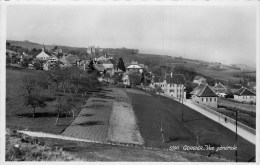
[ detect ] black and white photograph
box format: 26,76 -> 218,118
1,0 -> 259,163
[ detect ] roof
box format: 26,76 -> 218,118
94,64 -> 105,72
36,50 -> 50,58
191,84 -> 218,97
214,82 -> 226,90
109,59 -> 115,65
165,74 -> 186,84
214,88 -> 227,94
66,55 -> 80,64
103,60 -> 113,65
127,64 -> 143,69
194,76 -> 204,80
233,87 -> 256,96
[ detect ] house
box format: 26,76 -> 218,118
163,73 -> 186,99
126,61 -> 144,73
122,73 -> 130,86
48,55 -> 59,63
105,53 -> 114,59
94,63 -> 105,74
193,76 -> 206,85
213,82 -> 227,97
36,48 -> 50,61
102,59 -> 114,70
190,83 -> 218,107
233,87 -> 256,103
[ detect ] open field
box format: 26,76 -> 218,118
218,97 -> 256,112
127,88 -> 255,162
6,68 -> 87,134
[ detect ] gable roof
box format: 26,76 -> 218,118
165,74 -> 186,84
94,64 -> 105,72
191,84 -> 218,97
233,87 -> 256,96
127,64 -> 143,69
103,60 -> 113,64
214,82 -> 226,89
36,50 -> 50,58
194,76 -> 204,80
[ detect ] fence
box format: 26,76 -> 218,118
191,102 -> 256,135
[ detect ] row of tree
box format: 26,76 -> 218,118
22,66 -> 101,124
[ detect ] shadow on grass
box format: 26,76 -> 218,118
79,114 -> 94,117
16,112 -> 71,118
75,121 -> 104,126
167,136 -> 190,143
92,99 -> 107,103
85,104 -> 105,109
94,94 -> 115,99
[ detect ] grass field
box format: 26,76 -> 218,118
6,68 -> 88,134
127,88 -> 255,162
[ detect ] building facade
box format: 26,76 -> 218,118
233,87 -> 256,103
191,84 -> 218,107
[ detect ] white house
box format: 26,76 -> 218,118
102,59 -> 114,70
191,83 -> 218,107
213,82 -> 227,97
193,76 -> 206,85
233,87 -> 256,103
163,73 -> 186,99
36,48 -> 50,61
126,61 -> 144,73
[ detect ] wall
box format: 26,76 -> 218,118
234,95 -> 256,103
192,95 -> 218,107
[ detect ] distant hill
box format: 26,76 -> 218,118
7,40 -> 255,84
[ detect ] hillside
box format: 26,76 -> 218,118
7,40 -> 255,84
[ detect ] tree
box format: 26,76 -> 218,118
117,58 -> 126,72
54,96 -> 76,125
21,75 -> 37,96
88,60 -> 96,73
24,95 -> 46,118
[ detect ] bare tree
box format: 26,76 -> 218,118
54,96 -> 76,125
21,74 -> 37,96
24,94 -> 46,118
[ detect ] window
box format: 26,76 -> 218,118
215,98 -> 217,101
206,98 -> 208,102
170,89 -> 175,93
210,98 -> 212,102
202,98 -> 204,102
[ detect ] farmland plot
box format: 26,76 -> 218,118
107,101 -> 144,145
62,93 -> 114,142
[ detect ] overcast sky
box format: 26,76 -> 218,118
7,5 -> 257,67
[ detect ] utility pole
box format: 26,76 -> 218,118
235,110 -> 238,162
181,85 -> 184,122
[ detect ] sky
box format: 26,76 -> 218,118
7,4 -> 257,68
